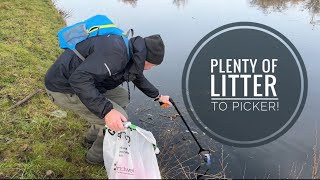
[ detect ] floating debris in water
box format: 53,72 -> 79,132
159,113 -> 180,120
185,130 -> 198,134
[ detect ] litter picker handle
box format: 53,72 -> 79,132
169,98 -> 175,105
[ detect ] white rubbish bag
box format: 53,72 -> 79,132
103,122 -> 161,179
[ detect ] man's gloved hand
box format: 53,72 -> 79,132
104,109 -> 127,131
158,95 -> 172,107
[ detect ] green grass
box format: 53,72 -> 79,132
0,0 -> 106,178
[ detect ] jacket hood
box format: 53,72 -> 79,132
124,36 -> 147,81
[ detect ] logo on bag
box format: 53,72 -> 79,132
182,22 -> 308,147
108,129 -> 116,136
106,128 -> 131,143
114,163 -> 135,175
118,132 -> 131,143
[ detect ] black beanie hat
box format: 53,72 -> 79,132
144,34 -> 165,65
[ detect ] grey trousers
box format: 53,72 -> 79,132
45,86 -> 129,161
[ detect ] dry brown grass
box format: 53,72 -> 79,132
312,127 -> 320,179
52,0 -> 71,20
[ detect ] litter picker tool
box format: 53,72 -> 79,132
160,98 -> 212,177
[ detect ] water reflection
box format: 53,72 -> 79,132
306,0 -> 320,25
250,0 -> 303,13
250,0 -> 320,25
117,0 -> 319,24
172,0 -> 189,8
118,0 -> 138,7
118,0 -> 189,8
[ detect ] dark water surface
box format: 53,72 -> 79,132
55,0 -> 320,178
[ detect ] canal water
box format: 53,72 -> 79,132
54,0 -> 320,178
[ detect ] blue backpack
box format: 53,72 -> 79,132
57,15 -> 133,61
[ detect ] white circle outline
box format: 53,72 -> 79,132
185,25 -> 305,145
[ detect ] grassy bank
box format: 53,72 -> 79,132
0,0 -> 106,178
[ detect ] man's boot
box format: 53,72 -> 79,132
85,128 -> 104,165
82,124 -> 100,149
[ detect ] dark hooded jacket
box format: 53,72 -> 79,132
45,35 -> 159,119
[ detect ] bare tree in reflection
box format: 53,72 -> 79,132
173,0 -> 189,9
250,0 -> 320,25
306,0 -> 320,25
118,0 -> 138,7
249,0 -> 304,13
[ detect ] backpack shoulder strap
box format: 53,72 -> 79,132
125,29 -> 134,38
122,36 -> 131,61
123,29 -> 134,61
72,49 -> 85,61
